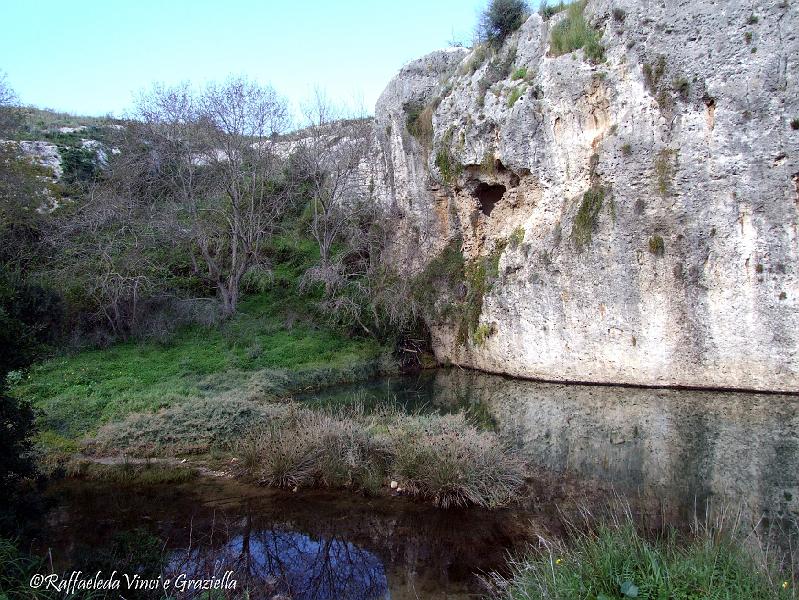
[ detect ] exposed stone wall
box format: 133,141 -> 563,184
372,1 -> 799,392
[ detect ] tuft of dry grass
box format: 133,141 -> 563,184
393,412 -> 525,508
238,404 -> 526,508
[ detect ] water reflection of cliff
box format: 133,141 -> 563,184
432,370 -> 799,520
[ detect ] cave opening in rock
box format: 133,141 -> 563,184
474,182 -> 506,216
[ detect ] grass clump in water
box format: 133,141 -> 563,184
549,1 -> 605,63
88,395 -> 291,457
62,460 -> 197,485
239,404 -> 525,508
487,505 -> 796,600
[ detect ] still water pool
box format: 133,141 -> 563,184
37,369 -> 798,599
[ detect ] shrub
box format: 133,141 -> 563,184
791,118 -> 799,130
673,77 -> 691,101
747,13 -> 759,24
571,187 -> 604,250
60,144 -> 99,187
467,44 -> 490,74
511,66 -> 528,80
473,323 -> 495,346
549,1 -> 605,63
648,234 -> 665,257
412,238 -> 465,315
509,226 -> 525,247
478,0 -> 530,46
621,143 -> 632,156
539,1 -> 566,19
643,55 -> 667,93
612,7 -> 626,22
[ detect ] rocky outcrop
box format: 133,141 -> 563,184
372,1 -> 799,392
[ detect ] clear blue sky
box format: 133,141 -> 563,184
0,0 -> 505,120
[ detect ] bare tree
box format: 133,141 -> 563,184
294,90 -> 374,268
45,182 -> 168,338
132,77 -> 292,316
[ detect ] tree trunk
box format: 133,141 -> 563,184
218,283 -> 237,317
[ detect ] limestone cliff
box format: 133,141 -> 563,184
372,0 -> 799,392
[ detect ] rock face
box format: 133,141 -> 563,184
372,0 -> 799,392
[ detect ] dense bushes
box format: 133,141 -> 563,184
0,269 -> 54,535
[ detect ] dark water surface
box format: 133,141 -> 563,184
40,478 -> 542,599
38,369 -> 798,599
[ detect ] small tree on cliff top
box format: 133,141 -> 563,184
477,0 -> 530,46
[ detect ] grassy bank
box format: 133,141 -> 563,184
489,506 -> 796,600
11,237 -> 389,452
14,293 -> 383,451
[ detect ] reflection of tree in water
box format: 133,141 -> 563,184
172,514 -> 388,600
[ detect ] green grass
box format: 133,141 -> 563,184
0,537 -> 50,599
12,236 -> 385,447
512,67 -> 528,80
456,241 -> 507,346
435,137 -> 463,186
549,1 -> 605,63
571,187 -> 605,250
508,86 -> 524,108
490,509 -> 796,599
